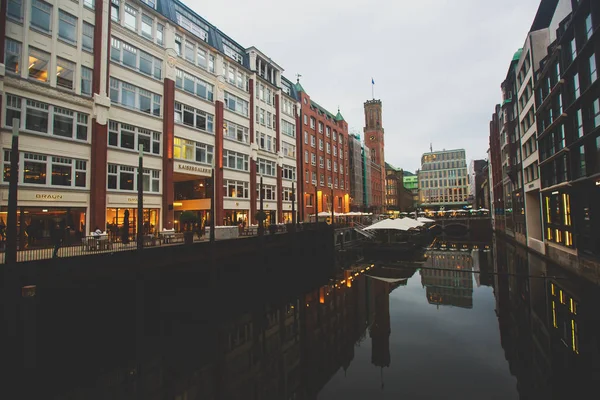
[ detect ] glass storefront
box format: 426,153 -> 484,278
174,210 -> 210,232
106,208 -> 159,239
0,206 -> 86,249
282,211 -> 294,224
224,210 -> 248,226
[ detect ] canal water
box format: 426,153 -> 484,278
23,237 -> 600,399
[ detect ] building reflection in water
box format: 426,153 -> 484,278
493,239 -> 600,399
420,251 -> 475,309
29,238 -> 600,399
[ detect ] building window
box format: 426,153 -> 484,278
282,165 -> 296,180
223,92 -> 249,116
174,102 -> 214,133
311,153 -> 316,166
174,138 -> 213,165
326,142 -> 331,154
257,158 -> 276,176
576,145 -> 586,178
224,120 -> 249,143
326,126 -> 331,137
124,4 -> 137,31
575,109 -> 584,138
108,164 -> 160,193
312,172 -> 317,185
5,95 -> 89,141
111,0 -> 120,21
282,120 -> 295,138
84,0 -> 95,9
573,73 -> 580,99
109,78 -> 161,116
303,115 -> 307,125
141,14 -> 153,39
319,156 -> 324,168
8,0 -> 23,21
175,69 -> 213,101
320,174 -> 324,186
592,99 -> 600,130
590,54 -> 597,84
570,38 -> 577,62
112,38 -> 162,80
223,180 -> 249,198
282,187 -> 294,201
318,138 -> 323,150
585,14 -> 593,41
31,0 -> 52,32
310,118 -> 316,129
257,184 -> 276,201
156,24 -> 164,46
81,66 -> 92,96
311,135 -> 316,148
318,122 -> 323,133
82,22 -> 94,52
327,159 -> 331,170
56,58 -> 75,90
282,142 -> 296,158
108,121 -> 161,155
58,10 -> 77,44
223,150 -> 249,171
256,132 -> 274,152
5,39 -> 21,74
3,151 -> 87,188
333,146 -> 337,157
28,47 -> 50,83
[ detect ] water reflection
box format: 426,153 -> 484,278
29,238 -> 600,399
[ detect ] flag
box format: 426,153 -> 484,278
371,78 -> 375,85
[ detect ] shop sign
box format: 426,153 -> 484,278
1,190 -> 87,203
175,162 -> 211,177
107,194 -> 161,206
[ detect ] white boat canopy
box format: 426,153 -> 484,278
364,218 -> 424,232
417,217 -> 435,223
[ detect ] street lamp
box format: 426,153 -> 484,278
258,173 -> 265,236
137,144 -> 144,251
6,119 -> 19,265
209,157 -> 216,243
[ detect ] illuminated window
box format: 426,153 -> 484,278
551,283 -> 555,296
563,193 -> 571,226
570,298 -> 577,315
552,301 -> 557,328
572,320 -> 579,354
559,289 -> 565,304
545,196 -> 551,223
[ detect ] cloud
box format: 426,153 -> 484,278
188,0 -> 542,171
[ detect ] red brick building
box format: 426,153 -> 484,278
293,80 -> 350,221
364,100 -> 386,213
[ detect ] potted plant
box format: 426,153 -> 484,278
179,211 -> 198,245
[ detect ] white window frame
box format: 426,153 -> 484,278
109,78 -> 162,116
108,120 -> 161,155
174,102 -> 214,133
3,150 -> 87,189
224,120 -> 249,143
223,149 -> 249,171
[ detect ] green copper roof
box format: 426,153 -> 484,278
335,109 -> 344,121
294,80 -> 305,93
512,48 -> 523,62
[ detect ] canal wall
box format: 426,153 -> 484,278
493,230 -> 600,285
8,225 -> 336,290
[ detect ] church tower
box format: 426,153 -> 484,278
363,99 -> 385,212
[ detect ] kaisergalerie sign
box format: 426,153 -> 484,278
175,162 -> 211,177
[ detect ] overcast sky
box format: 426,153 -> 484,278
190,0 -> 542,172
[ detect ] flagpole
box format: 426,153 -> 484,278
371,79 -> 374,99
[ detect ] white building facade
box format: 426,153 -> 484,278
0,0 -> 298,244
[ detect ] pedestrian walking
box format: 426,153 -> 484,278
51,222 -> 62,258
